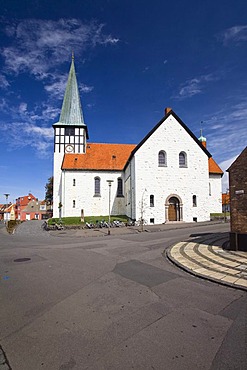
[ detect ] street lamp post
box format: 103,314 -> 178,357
224,189 -> 229,223
4,193 -> 10,206
106,180 -> 114,235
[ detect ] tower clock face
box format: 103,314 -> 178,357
65,144 -> 74,153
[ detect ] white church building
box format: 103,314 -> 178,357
53,58 -> 223,224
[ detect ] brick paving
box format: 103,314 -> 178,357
166,233 -> 247,291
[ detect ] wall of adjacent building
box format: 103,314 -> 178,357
208,174 -> 223,214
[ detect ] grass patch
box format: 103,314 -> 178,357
210,212 -> 230,217
48,215 -> 128,226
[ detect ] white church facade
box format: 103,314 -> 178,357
53,58 -> 223,224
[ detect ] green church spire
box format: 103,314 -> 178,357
54,55 -> 86,128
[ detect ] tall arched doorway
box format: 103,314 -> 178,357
165,195 -> 183,222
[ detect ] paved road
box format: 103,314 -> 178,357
0,222 -> 246,369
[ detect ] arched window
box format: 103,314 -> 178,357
73,200 -> 75,208
73,179 -> 76,186
117,178 -> 123,197
179,151 -> 187,167
193,195 -> 197,207
158,151 -> 167,167
94,177 -> 101,196
150,195 -> 154,207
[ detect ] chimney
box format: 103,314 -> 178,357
165,107 -> 172,115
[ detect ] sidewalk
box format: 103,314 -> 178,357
166,232 -> 247,291
50,220 -> 225,238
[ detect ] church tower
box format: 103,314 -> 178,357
53,55 -> 88,218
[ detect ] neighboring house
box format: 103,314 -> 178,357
21,199 -> 48,221
4,204 -> 16,222
16,193 -> 37,221
0,204 -> 8,221
53,57 -> 223,224
222,193 -> 230,213
227,146 -> 247,251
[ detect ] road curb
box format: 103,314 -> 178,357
165,242 -> 247,292
0,346 -> 11,370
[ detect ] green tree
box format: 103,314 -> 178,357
45,176 -> 53,204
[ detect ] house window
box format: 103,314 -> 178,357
73,179 -> 76,186
179,151 -> 187,167
117,178 -> 123,197
193,195 -> 197,207
150,218 -> 155,224
65,127 -> 75,136
73,200 -> 75,208
94,177 -> 101,196
150,195 -> 154,207
158,151 -> 167,167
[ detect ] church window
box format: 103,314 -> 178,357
193,195 -> 197,207
73,179 -> 76,186
179,151 -> 187,167
150,195 -> 154,207
73,200 -> 75,208
117,178 -> 123,197
65,127 -> 75,136
158,151 -> 167,167
94,177 -> 101,196
209,183 -> 211,196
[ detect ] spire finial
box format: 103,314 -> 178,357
200,121 -> 203,137
72,51 -> 74,61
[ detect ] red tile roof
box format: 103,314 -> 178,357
222,193 -> 230,204
62,142 -> 223,175
62,143 -> 136,171
208,157 -> 224,175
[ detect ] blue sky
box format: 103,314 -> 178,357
0,0 -> 246,204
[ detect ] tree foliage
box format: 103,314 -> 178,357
45,176 -> 53,203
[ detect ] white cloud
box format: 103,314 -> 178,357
143,66 -> 150,72
200,98 -> 247,185
0,74 -> 10,89
220,25 -> 247,45
0,120 -> 53,157
0,99 -> 58,157
79,83 -> 94,93
176,73 -> 220,99
2,18 -> 119,79
24,125 -> 53,139
19,102 -> 27,113
44,75 -> 68,99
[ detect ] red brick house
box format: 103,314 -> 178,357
16,193 -> 37,221
227,146 -> 247,251
21,199 -> 48,220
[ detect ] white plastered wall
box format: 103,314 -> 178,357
132,115 -> 211,224
208,174 -> 222,214
61,170 -> 125,217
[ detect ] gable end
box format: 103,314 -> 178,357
124,109 -> 211,170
